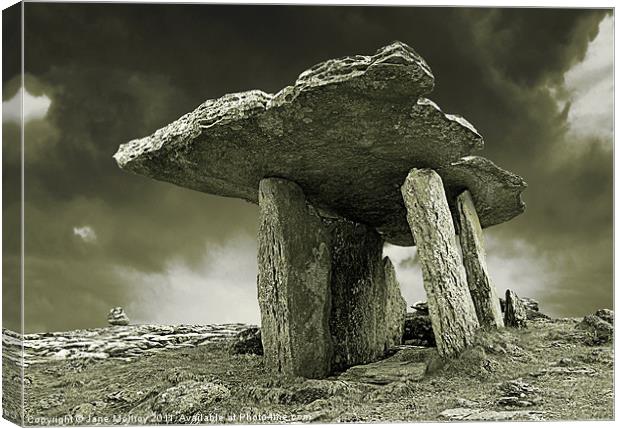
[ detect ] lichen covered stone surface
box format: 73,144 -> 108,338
107,307 -> 129,326
504,290 -> 528,329
382,257 -> 407,350
401,168 -> 479,357
456,190 -> 504,329
256,177 -> 410,377
441,156 -> 527,231
257,178 -> 333,378
326,219 -> 390,371
114,42 -> 525,246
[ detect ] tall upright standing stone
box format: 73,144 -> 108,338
383,257 -> 407,349
504,289 -> 528,329
327,219 -> 387,370
456,190 -> 504,329
257,178 -> 332,378
401,168 -> 479,357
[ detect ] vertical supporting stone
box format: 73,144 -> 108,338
325,219 -> 405,371
401,168 -> 479,357
326,219 -> 385,371
456,190 -> 504,329
383,257 -> 407,349
257,178 -> 332,378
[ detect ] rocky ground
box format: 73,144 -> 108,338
2,316 -> 614,425
2,324 -> 250,367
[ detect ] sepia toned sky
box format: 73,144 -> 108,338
2,4 -> 613,333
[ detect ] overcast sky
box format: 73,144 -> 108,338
2,5 -> 613,332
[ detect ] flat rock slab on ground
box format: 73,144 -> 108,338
114,42 -> 526,246
338,346 -> 432,384
2,324 -> 251,366
439,408 -> 547,421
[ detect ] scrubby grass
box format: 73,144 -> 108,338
5,318 -> 613,424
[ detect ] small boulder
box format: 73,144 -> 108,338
500,296 -> 549,320
577,314 -> 613,345
403,312 -> 436,347
107,307 -> 129,326
229,327 -> 263,355
152,381 -> 230,422
595,309 -> 614,325
411,301 -> 429,315
504,290 -> 527,329
526,309 -> 550,321
496,379 -> 540,407
521,297 -> 540,312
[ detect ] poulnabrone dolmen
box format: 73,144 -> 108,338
114,42 -> 527,379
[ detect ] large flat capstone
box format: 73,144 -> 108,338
114,41 -> 526,245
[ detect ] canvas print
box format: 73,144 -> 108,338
1,1 -> 614,425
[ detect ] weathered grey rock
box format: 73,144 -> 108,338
440,156 -> 527,232
229,327 -> 263,355
532,365 -> 597,377
521,297 -> 540,312
401,168 -> 479,357
152,381 -> 230,422
457,190 -> 503,329
114,42 -> 526,246
403,312 -> 436,347
577,314 -> 613,345
2,324 -> 249,367
595,309 -> 614,324
257,178 -> 332,378
496,396 -> 538,407
499,296 -> 548,320
339,346 -> 432,384
339,359 -> 427,385
504,290 -> 528,328
500,296 -> 539,312
497,379 -> 541,407
439,408 -> 547,421
326,219 -> 390,370
107,307 -> 129,326
411,301 -> 429,315
383,257 -> 407,350
526,309 -> 550,321
244,379 -> 365,406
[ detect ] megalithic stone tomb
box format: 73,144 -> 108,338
114,41 -> 527,376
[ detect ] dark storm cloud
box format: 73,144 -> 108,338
3,4 -> 611,331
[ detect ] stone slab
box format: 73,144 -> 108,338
401,168 -> 479,357
114,42 -> 526,246
326,218 -> 387,371
504,289 -> 528,329
382,257 -> 407,350
257,178 -> 332,378
339,360 -> 427,385
441,156 -> 527,233
457,190 -> 504,329
439,408 -> 547,421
